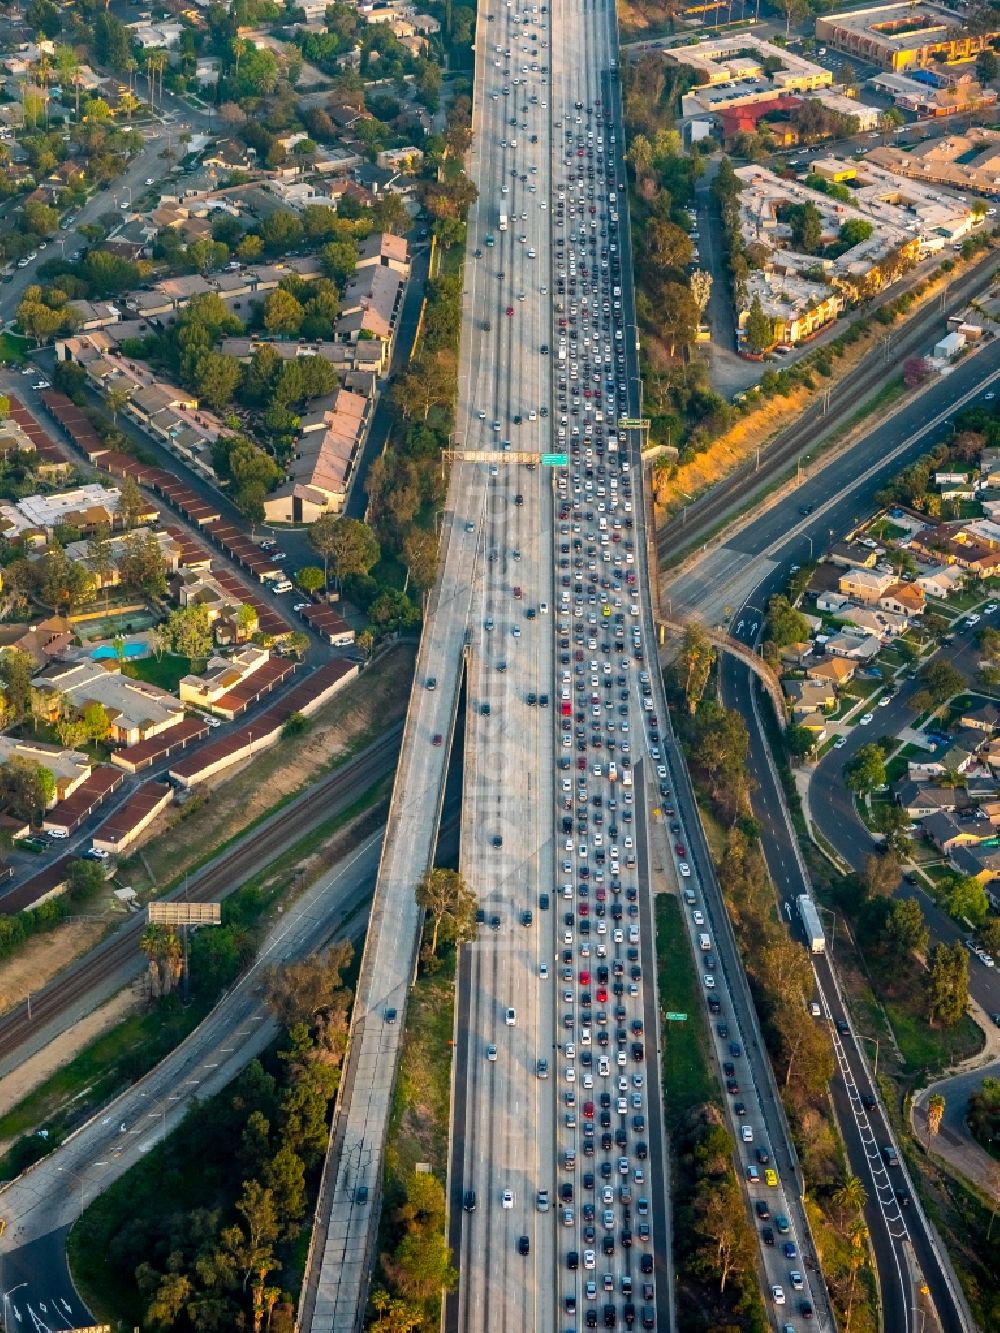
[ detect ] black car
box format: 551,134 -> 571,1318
640,1252 -> 653,1274
463,1190 -> 477,1212
567,1250 -> 579,1270
517,1235 -> 529,1256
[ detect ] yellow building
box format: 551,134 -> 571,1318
816,4 -> 1000,73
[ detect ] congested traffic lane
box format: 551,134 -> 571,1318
451,0 -> 669,1327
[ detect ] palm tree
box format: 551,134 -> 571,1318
105,385 -> 130,424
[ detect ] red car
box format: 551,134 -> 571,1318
579,970 -> 591,986
675,843 -> 686,857
596,986 -> 608,1003
583,1101 -> 595,1118
506,306 -> 514,316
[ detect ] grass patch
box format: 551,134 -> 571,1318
0,331 -> 30,365
655,895 -> 719,1130
885,997 -> 982,1074
385,951 -> 455,1184
885,755 -> 910,784
123,652 -> 191,693
0,997 -> 205,1177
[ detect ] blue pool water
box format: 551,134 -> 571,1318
91,644 -> 146,660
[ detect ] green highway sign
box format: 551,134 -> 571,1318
663,1012 -> 688,1022
541,453 -> 568,466
620,418 -> 651,430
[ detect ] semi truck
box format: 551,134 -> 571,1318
797,894 -> 826,954
499,212 -> 508,231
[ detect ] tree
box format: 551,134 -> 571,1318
881,897 -> 928,960
918,658 -> 964,709
977,48 -> 999,83
309,515 -> 380,589
765,594 -> 809,647
117,529 -> 168,599
415,868 -> 477,960
925,940 -> 969,1027
0,757 -> 54,821
167,604 -> 213,663
944,873 -> 989,925
775,0 -> 809,33
0,648 -> 34,723
788,200 -> 823,254
690,269 -> 712,324
117,474 -> 146,530
844,743 -> 886,795
193,351 -> 242,411
677,624 -> 715,714
838,218 -> 874,248
692,1173 -> 757,1294
743,293 -> 774,355
401,528 -> 439,593
296,566 -> 325,595
140,923 -> 183,997
263,287 -> 305,336
863,848 -> 899,898
927,1092 -> 945,1145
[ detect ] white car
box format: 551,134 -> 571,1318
505,1007 -> 516,1026
859,712 -> 874,726
692,910 -> 704,926
771,1285 -> 786,1306
741,1124 -> 754,1143
583,1249 -> 596,1269
502,1189 -> 514,1209
145,177 -> 155,185
704,975 -> 715,989
678,862 -> 691,877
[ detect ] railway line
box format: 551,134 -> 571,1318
0,724 -> 402,1065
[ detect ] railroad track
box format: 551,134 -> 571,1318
656,248 -> 1000,562
0,726 -> 402,1063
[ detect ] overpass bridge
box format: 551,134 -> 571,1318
661,617 -> 788,730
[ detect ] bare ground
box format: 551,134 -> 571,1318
134,644 -> 416,890
0,921 -> 109,1017
0,989 -> 139,1123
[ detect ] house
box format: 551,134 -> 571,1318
355,230 -> 411,277
816,590 -> 850,614
828,541 -> 879,570
179,645 -> 271,713
837,603 -> 909,639
838,567 -> 896,605
31,661 -> 186,748
0,736 -> 90,805
947,844 -> 1000,885
916,564 -> 966,599
0,615 -> 73,668
893,778 -> 969,818
823,630 -> 881,662
783,678 -> 835,717
958,702 -> 1000,733
65,301 -> 121,331
806,656 -> 856,686
922,810 -> 993,853
879,581 -> 925,616
263,387 -> 369,524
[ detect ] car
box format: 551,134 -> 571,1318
502,1189 -> 514,1209
741,1125 -> 754,1143
834,736 -> 847,749
537,1189 -> 550,1211
704,974 -> 715,989
771,1285 -> 786,1306
89,846 -> 110,860
517,1235 -> 530,1256
790,1270 -> 804,1291
678,862 -> 691,877
783,1241 -> 798,1260
505,1007 -> 516,1026
775,1214 -> 790,1234
487,1044 -> 498,1061
145,177 -> 155,185
431,734 -> 442,747
859,712 -> 874,726
463,1189 -> 477,1212
384,1007 -> 397,1024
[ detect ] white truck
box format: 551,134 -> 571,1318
499,211 -> 508,231
797,894 -> 826,954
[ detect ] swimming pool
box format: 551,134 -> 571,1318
91,644 -> 146,660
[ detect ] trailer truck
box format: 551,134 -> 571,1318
499,212 -> 508,231
797,895 -> 825,954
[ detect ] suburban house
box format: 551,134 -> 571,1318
806,656 -> 856,686
893,778 -> 970,818
838,567 -> 896,605
0,736 -> 91,805
31,661 -> 186,748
